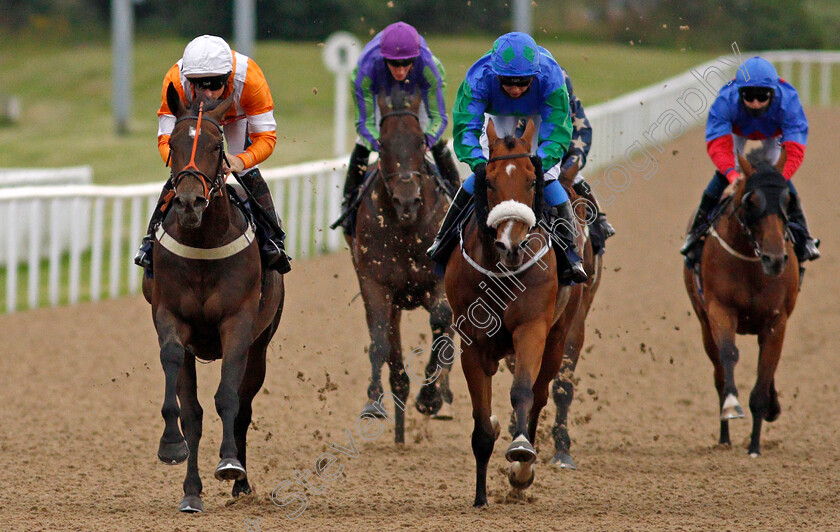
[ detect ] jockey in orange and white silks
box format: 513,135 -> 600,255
156,36 -> 276,172
135,35 -> 291,275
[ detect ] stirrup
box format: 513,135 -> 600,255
597,214 -> 616,239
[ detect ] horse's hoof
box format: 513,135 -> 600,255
158,439 -> 189,465
432,402 -> 454,420
508,461 -> 536,490
361,400 -> 387,418
505,435 -> 537,464
748,451 -> 760,458
720,394 -> 745,420
179,495 -> 204,513
415,389 -> 443,416
490,415 -> 501,441
215,458 -> 247,481
232,479 -> 252,497
550,452 -> 577,470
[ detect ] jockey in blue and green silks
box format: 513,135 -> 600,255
333,21 -> 459,236
427,32 -> 589,283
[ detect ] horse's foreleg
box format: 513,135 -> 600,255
416,294 -> 454,417
360,282 -> 391,418
706,302 -> 743,442
233,335 -> 268,497
214,315 -> 256,481
506,321 -> 548,465
551,311 -> 586,469
176,354 -> 204,512
157,321 -> 189,465
462,348 -> 496,507
385,307 -> 409,444
749,319 -> 787,456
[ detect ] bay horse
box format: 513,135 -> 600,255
683,150 -> 798,456
142,83 -> 285,512
445,118 -> 585,506
348,87 -> 455,443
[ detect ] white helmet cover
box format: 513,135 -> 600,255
181,35 -> 233,77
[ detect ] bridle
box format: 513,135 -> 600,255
378,109 -> 425,197
171,102 -> 227,204
717,181 -> 790,261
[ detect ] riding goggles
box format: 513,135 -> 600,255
190,74 -> 229,91
498,75 -> 534,88
739,87 -> 773,103
385,57 -> 416,68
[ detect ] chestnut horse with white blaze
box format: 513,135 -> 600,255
445,118 -> 587,506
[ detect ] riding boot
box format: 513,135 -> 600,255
572,180 -> 615,239
430,139 -> 461,193
237,168 -> 292,274
787,191 -> 821,261
545,201 -> 588,284
426,186 -> 473,265
134,180 -> 174,271
330,143 -> 371,235
680,192 -> 719,256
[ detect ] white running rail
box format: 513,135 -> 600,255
1,51 -> 838,313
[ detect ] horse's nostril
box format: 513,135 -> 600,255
495,241 -> 507,253
193,197 -> 206,210
412,197 -> 421,206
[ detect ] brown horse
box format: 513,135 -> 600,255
348,87 -> 455,443
549,163 -> 604,470
684,150 -> 798,457
445,118 -> 586,506
142,84 -> 285,512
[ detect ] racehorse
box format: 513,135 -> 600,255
549,162 -> 604,470
142,84 -> 285,512
347,87 -> 455,443
683,150 -> 799,456
445,118 -> 584,506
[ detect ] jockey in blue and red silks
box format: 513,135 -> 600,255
334,21 -> 459,235
681,55 -> 820,262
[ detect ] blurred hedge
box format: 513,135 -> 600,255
3,0 -> 839,50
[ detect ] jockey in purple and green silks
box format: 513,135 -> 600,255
333,21 -> 460,236
427,32 -> 591,283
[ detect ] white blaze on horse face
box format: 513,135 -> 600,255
189,126 -> 196,139
498,220 -> 515,250
505,163 -> 516,177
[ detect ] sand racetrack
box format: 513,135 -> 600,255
2,109 -> 839,532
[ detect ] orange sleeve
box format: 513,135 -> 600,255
157,64 -> 185,164
236,59 -> 277,167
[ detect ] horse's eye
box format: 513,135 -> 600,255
487,183 -> 496,192
529,180 -> 536,189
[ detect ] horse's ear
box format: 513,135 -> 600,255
775,147 -> 787,175
737,151 -> 753,178
486,117 -> 498,144
378,92 -> 391,115
521,119 -> 536,149
166,82 -> 187,119
410,89 -> 422,112
207,94 -> 234,123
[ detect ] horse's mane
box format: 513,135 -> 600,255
474,135 -> 544,236
389,86 -> 416,111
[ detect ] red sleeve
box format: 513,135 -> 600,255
706,135 -> 739,182
781,141 -> 805,180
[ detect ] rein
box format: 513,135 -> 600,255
171,102 -> 226,202
459,224 -> 552,278
488,153 -> 531,163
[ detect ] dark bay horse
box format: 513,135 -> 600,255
548,162 -> 604,470
348,87 -> 455,443
142,84 -> 285,512
445,118 -> 585,506
684,150 -> 798,457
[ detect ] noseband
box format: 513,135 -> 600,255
171,102 -> 226,203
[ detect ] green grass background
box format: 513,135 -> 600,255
0,36 -> 720,185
